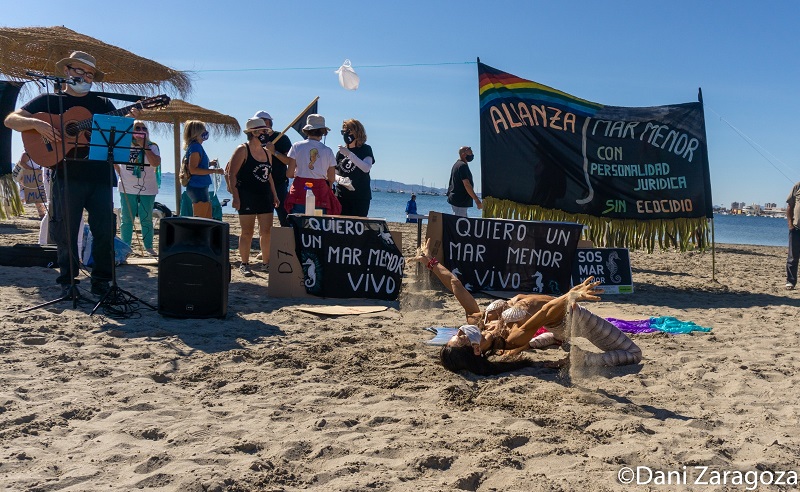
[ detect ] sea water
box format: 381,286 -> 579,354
126,174 -> 789,248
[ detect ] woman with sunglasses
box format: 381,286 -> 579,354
335,119 -> 374,217
115,120 -> 161,255
182,120 -> 224,219
226,118 -> 280,276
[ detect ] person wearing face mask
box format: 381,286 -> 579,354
334,119 -> 375,217
277,114 -> 341,216
115,120 -> 161,256
250,110 -> 292,227
226,118 -> 280,276
446,146 -> 482,217
4,51 -> 136,298
182,120 -> 224,219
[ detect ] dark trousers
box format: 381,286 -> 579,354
340,198 -> 371,218
275,181 -> 289,226
50,174 -> 114,287
788,228 -> 800,286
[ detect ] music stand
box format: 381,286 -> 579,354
85,114 -> 155,315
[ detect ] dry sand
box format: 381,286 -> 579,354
1,206 -> 799,491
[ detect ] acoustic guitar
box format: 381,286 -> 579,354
21,95 -> 170,167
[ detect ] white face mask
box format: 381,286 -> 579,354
458,325 -> 482,345
71,79 -> 92,94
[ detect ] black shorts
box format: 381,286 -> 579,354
237,189 -> 274,215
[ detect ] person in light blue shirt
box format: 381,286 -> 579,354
182,120 -> 224,218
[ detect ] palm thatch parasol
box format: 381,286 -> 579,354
138,100 -> 241,213
0,25 -> 191,97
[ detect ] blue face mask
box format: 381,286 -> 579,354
201,131 -> 209,141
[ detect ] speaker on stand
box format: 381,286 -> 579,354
158,217 -> 230,318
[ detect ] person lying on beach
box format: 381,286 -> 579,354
412,240 -> 642,375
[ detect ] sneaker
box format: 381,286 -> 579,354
145,248 -> 157,257
786,283 -> 795,290
91,282 -> 110,296
259,263 -> 270,273
239,263 -> 254,277
255,252 -> 263,261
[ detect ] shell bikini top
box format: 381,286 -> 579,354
484,299 -> 530,324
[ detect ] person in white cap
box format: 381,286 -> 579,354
4,50 -> 139,299
251,110 -> 292,227
226,118 -> 279,276
280,114 -> 341,215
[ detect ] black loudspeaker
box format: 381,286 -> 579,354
158,217 -> 230,318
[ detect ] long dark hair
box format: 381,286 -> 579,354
439,339 -> 533,376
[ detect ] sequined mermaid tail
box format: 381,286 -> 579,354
567,303 -> 642,366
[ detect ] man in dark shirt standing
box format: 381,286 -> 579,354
446,146 -> 482,217
786,181 -> 800,290
5,51 -> 130,298
254,110 -> 292,227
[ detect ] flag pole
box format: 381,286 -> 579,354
270,96 -> 319,144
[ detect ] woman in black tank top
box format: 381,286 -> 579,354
225,118 -> 279,276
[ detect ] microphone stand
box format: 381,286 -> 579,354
22,73 -> 85,312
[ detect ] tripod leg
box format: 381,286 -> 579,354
20,285 -> 84,313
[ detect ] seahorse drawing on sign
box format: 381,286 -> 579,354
607,251 -> 622,283
531,272 -> 544,293
301,252 -> 321,294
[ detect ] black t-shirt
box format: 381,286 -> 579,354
269,133 -> 292,186
335,144 -> 375,202
236,144 -> 273,195
447,159 -> 474,207
22,92 -> 117,183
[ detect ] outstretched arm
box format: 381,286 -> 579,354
411,238 -> 481,318
503,277 -> 603,349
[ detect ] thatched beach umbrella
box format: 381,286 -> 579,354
0,26 -> 193,217
138,100 -> 240,213
0,25 -> 191,97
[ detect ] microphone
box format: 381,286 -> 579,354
24,71 -> 79,85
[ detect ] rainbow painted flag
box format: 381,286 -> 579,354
478,62 -> 603,117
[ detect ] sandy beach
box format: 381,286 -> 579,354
1,205 -> 799,491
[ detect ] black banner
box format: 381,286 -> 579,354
571,248 -> 633,294
441,214 -> 583,295
288,215 -> 404,301
479,63 -> 713,220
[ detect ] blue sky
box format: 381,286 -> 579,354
4,1 -> 799,208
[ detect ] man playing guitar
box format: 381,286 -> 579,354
4,51 -> 140,298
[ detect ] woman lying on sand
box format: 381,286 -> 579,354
413,240 -> 642,375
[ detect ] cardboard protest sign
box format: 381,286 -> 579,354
272,216 -> 404,301
18,166 -> 46,204
572,248 -> 633,294
427,212 -> 583,295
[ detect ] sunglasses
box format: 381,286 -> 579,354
134,126 -> 148,131
340,129 -> 352,135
